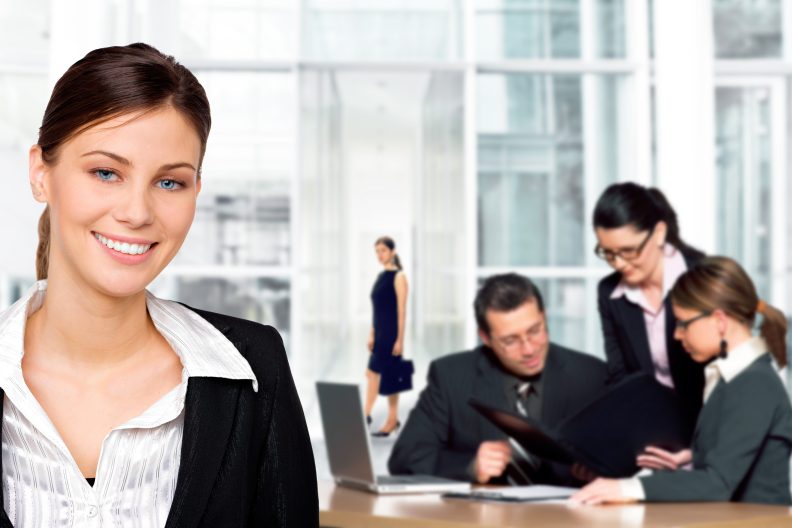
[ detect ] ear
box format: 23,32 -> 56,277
195,176 -> 202,196
713,308 -> 729,336
28,145 -> 49,203
478,328 -> 492,347
654,220 -> 668,246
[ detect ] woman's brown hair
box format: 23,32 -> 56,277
34,43 -> 211,280
375,236 -> 402,270
670,256 -> 787,367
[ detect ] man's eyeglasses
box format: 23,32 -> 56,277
496,322 -> 546,352
594,225 -> 655,263
675,311 -> 712,331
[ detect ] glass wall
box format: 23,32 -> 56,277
2,0 -> 792,450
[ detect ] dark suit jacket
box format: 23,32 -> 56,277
0,307 -> 319,527
388,343 -> 607,484
598,248 -> 704,427
641,355 -> 792,505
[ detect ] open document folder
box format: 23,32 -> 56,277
469,373 -> 693,478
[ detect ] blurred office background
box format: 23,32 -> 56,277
1,0 -> 791,473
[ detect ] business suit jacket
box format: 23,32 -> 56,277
641,355 -> 792,505
388,343 -> 606,484
598,248 -> 704,427
0,307 -> 319,527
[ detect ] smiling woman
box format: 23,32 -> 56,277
592,182 -> 706,431
0,43 -> 317,527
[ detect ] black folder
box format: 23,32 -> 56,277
469,373 -> 693,478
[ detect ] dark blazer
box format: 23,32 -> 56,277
598,248 -> 705,427
388,343 -> 606,484
0,307 -> 319,527
641,355 -> 792,505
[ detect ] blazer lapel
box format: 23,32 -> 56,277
164,339 -> 244,528
470,348 -> 510,440
540,345 -> 564,427
614,298 -> 653,373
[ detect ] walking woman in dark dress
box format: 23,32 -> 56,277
364,236 -> 409,437
593,182 -> 705,428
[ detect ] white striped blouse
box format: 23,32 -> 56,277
0,281 -> 257,527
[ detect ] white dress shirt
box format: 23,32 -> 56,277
0,280 -> 257,527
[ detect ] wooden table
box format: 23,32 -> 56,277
319,481 -> 792,527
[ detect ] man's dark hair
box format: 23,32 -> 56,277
474,273 -> 545,335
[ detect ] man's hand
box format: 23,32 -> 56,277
474,440 -> 512,484
637,446 -> 692,471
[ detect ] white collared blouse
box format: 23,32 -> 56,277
0,281 -> 257,527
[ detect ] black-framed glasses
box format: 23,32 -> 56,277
594,224 -> 655,263
675,311 -> 712,331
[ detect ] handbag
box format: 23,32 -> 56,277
379,357 -> 414,395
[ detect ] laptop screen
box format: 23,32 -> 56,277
316,382 -> 377,484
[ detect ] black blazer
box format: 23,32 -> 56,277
0,307 -> 319,527
597,248 -> 705,427
388,343 -> 606,484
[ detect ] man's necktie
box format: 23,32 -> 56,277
507,382 -> 541,485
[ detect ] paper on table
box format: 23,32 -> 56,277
445,485 -> 578,503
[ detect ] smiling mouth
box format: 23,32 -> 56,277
93,232 -> 156,255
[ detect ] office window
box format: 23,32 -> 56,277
0,0 -> 50,65
713,0 -> 783,58
176,71 -> 294,267
177,0 -> 295,60
476,0 -> 626,60
477,73 -> 623,267
302,0 -> 462,61
151,275 -> 291,347
715,85 -> 774,300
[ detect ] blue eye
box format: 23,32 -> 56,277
157,179 -> 182,191
95,169 -> 118,182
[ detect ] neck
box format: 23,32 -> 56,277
724,325 -> 754,353
643,253 -> 665,291
25,274 -> 155,369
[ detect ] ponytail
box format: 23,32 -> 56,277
671,256 -> 788,368
36,206 -> 50,280
646,188 -> 704,259
758,301 -> 788,368
375,236 -> 402,270
593,182 -> 704,258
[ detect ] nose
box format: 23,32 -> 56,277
113,183 -> 155,228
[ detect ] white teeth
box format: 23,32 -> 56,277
94,233 -> 152,255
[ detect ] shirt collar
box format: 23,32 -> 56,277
0,280 -> 258,392
610,245 -> 687,313
707,336 -> 768,384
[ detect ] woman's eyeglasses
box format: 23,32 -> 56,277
675,311 -> 712,331
594,225 -> 655,263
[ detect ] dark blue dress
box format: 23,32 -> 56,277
368,270 -> 399,393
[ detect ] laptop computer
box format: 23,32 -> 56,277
316,381 -> 471,494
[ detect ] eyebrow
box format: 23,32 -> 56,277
81,150 -> 196,172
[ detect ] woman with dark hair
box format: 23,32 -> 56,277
0,43 -> 317,526
573,256 -> 792,505
364,236 -> 409,437
593,182 -> 705,425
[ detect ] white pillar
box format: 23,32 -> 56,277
653,0 -> 716,253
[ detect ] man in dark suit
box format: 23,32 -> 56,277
388,273 -> 607,485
